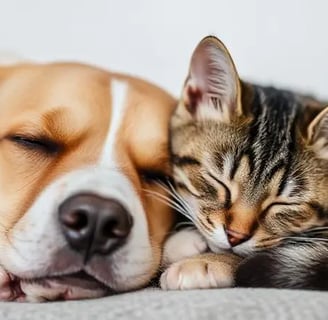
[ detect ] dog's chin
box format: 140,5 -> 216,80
0,270 -> 109,302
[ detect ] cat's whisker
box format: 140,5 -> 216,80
144,189 -> 194,222
145,193 -> 189,218
144,188 -> 182,208
155,181 -> 185,207
157,181 -> 221,238
155,181 -> 195,220
144,189 -> 187,213
166,180 -> 196,218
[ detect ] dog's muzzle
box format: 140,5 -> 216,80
58,193 -> 133,261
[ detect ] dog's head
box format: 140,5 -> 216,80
0,62 -> 176,301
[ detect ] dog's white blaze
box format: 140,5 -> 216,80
99,80 -> 128,166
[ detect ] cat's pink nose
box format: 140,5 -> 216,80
226,229 -> 249,247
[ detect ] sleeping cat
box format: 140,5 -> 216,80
160,36 -> 328,290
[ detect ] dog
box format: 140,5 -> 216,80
0,59 -> 176,302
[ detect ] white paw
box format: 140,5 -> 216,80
162,228 -> 208,266
160,258 -> 234,290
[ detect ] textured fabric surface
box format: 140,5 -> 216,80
0,288 -> 327,320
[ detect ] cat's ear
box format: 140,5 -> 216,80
307,106 -> 328,159
181,36 -> 242,123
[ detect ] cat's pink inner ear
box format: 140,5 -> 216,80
183,36 -> 241,121
307,106 -> 328,158
184,84 -> 202,115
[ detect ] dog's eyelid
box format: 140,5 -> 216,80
7,134 -> 62,155
140,169 -> 170,184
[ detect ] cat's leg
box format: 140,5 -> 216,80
160,253 -> 242,290
162,227 -> 208,267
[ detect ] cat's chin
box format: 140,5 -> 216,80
207,241 -> 231,254
206,234 -> 257,257
205,227 -> 232,253
232,241 -> 256,257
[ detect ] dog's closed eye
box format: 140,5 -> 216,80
140,169 -> 171,185
8,135 -> 61,155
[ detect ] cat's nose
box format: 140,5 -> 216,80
226,228 -> 250,247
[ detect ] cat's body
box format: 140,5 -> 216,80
161,36 -> 328,290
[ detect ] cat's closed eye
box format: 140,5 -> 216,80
205,172 -> 231,208
261,202 -> 299,216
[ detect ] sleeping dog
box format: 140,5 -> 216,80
0,59 -> 176,302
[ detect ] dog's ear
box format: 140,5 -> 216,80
180,36 -> 242,123
306,106 -> 328,159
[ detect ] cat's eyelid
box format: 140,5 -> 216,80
262,201 -> 300,215
205,171 -> 230,189
175,181 -> 201,198
205,171 -> 231,207
174,167 -> 202,198
172,154 -> 201,167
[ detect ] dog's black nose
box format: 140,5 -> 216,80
59,193 -> 132,259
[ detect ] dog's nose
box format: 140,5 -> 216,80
59,194 -> 132,258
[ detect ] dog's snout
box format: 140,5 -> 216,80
59,193 -> 133,258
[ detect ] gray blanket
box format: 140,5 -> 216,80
1,288 -> 327,320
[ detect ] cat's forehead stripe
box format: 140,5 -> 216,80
245,86 -> 300,186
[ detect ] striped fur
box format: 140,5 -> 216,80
169,36 -> 328,289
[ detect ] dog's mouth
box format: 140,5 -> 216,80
0,271 -> 110,302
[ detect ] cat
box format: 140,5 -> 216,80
160,36 -> 328,290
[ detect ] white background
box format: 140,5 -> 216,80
1,0 -> 328,98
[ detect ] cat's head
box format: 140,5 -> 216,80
170,36 -> 328,256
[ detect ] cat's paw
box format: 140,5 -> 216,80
162,228 -> 208,266
160,255 -> 235,290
